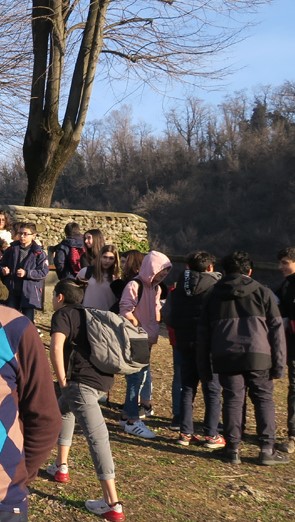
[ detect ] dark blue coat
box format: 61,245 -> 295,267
0,241 -> 49,309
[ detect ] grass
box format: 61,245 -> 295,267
32,313 -> 295,522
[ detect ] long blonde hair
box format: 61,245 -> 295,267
92,244 -> 120,282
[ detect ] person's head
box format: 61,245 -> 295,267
83,228 -> 105,257
277,247 -> 295,277
122,250 -> 145,280
11,221 -> 22,240
0,210 -> 11,231
64,222 -> 81,238
19,222 -> 36,248
93,244 -> 120,282
52,278 -> 86,310
186,250 -> 216,272
221,250 -> 253,276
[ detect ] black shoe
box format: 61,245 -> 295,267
169,416 -> 180,431
222,448 -> 241,465
259,450 -> 289,466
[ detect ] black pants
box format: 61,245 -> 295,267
0,513 -> 27,522
287,358 -> 295,436
219,370 -> 275,450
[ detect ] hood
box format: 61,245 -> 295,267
138,250 -> 171,285
214,273 -> 260,300
178,270 -> 222,296
62,236 -> 84,248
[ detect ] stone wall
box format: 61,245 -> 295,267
1,205 -> 148,250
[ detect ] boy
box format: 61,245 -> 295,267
54,222 -> 84,279
276,247 -> 295,453
0,222 -> 48,322
47,278 -> 125,522
0,305 -> 61,521
168,250 -> 225,447
199,251 -> 288,465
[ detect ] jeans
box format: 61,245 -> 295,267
219,370 -> 276,450
58,382 -> 115,480
139,365 -> 153,402
172,347 -> 182,417
123,366 -> 149,419
180,349 -> 222,436
287,359 -> 295,437
6,294 -> 35,322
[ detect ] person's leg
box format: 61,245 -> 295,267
171,346 -> 182,420
121,368 -> 147,421
21,307 -> 35,323
202,372 -> 222,436
287,359 -> 295,438
219,373 -> 245,450
246,370 -> 276,450
6,293 -> 21,311
139,365 -> 152,407
179,352 -> 198,435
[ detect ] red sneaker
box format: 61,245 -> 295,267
177,433 -> 204,446
204,434 -> 226,449
85,499 -> 125,521
46,462 -> 70,483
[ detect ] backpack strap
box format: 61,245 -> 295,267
133,277 -> 143,305
85,265 -> 94,280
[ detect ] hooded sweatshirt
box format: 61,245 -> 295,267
170,270 -> 222,347
119,250 -> 171,345
198,273 -> 286,379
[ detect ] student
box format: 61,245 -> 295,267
47,279 -> 125,522
199,250 -> 289,465
0,305 -> 61,521
76,244 -> 120,310
110,250 -> 145,311
276,247 -> 295,453
0,209 -> 12,244
168,251 -> 225,448
0,222 -> 49,322
54,222 -> 84,279
80,228 -> 105,268
119,250 -> 171,439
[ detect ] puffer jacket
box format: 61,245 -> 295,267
169,270 -> 222,348
0,241 -> 48,309
198,273 -> 286,379
119,250 -> 171,345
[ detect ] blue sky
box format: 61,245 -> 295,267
87,0 -> 295,133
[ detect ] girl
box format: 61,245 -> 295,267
77,244 -> 120,310
0,210 -> 12,244
119,250 -> 171,439
80,228 -> 105,268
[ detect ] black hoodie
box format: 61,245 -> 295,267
198,273 -> 286,379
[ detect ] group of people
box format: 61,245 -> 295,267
0,208 -> 294,521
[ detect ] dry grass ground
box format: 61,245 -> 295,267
31,311 -> 295,522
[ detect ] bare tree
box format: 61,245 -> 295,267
23,0 -> 270,207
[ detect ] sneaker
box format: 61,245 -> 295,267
278,436 -> 295,454
85,499 -> 125,521
124,420 -> 156,439
204,434 -> 226,449
169,416 -> 180,431
138,404 -> 154,419
46,462 -> 70,483
223,449 -> 241,465
177,433 -> 203,447
259,450 -> 290,466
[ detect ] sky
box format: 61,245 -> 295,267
87,0 -> 295,134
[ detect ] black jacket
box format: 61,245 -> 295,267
276,272 -> 295,354
169,270 -> 222,348
54,236 -> 84,279
198,273 -> 286,379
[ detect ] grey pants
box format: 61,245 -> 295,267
58,382 -> 115,480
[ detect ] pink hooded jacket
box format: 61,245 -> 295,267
119,250 -> 172,345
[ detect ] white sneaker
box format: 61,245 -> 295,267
85,499 -> 125,521
124,420 -> 156,439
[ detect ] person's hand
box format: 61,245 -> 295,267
2,266 -> 10,276
16,268 -> 26,278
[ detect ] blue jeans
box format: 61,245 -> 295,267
123,366 -> 149,419
58,382 -> 115,480
219,370 -> 276,450
0,513 -> 27,521
139,365 -> 152,402
287,359 -> 295,437
172,347 -> 182,417
180,348 -> 222,436
6,294 -> 35,322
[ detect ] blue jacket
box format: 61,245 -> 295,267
0,241 -> 49,309
54,236 -> 84,280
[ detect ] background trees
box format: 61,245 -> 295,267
23,0 -> 270,206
